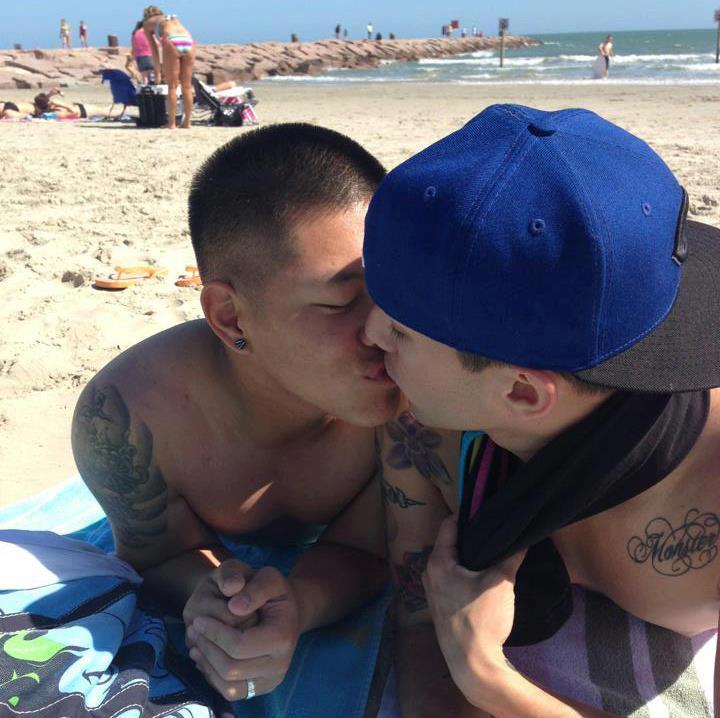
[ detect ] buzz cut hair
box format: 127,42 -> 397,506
188,123 -> 386,297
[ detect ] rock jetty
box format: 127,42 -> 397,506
0,36 -> 538,89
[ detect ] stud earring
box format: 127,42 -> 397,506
234,338 -> 247,350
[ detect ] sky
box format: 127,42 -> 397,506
1,0 -> 719,49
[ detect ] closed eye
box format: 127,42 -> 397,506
315,298 -> 356,313
390,325 -> 406,341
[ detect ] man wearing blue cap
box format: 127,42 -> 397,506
363,104 -> 720,716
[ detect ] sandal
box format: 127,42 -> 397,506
93,265 -> 167,290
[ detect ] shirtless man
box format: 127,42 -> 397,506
362,104 -> 720,716
599,34 -> 614,78
72,123 -> 399,704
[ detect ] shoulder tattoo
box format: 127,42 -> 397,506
627,509 -> 720,576
72,383 -> 168,549
384,411 -> 451,485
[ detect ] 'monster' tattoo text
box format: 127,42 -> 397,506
627,509 -> 720,576
384,411 -> 451,485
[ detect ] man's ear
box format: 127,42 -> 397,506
200,280 -> 249,353
504,368 -> 559,421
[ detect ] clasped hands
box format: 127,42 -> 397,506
183,559 -> 301,702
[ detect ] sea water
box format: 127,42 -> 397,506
266,29 -> 720,85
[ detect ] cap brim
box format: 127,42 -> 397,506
576,220 -> 720,393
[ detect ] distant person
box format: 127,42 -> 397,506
143,6 -> 195,129
132,19 -> 157,84
60,18 -> 71,49
375,32 -> 382,42
79,20 -> 88,48
343,28 -> 348,40
461,27 -> 467,38
335,23 -> 341,40
367,22 -> 373,40
599,34 -> 614,78
388,32 -> 395,40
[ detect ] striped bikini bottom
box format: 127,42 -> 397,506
166,34 -> 193,54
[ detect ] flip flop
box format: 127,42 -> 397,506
175,265 -> 202,287
93,265 -> 167,290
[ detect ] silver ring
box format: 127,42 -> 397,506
246,678 -> 256,700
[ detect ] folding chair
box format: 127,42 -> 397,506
191,77 -> 259,127
100,69 -> 138,119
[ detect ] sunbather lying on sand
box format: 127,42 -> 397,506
0,89 -> 81,119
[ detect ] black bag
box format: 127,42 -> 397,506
213,103 -> 245,127
136,86 -> 167,128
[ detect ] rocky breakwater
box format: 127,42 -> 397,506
0,35 -> 539,89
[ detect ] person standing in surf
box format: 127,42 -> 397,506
599,34 -> 614,77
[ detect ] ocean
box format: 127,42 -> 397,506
266,29 -> 720,85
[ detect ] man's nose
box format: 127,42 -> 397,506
361,305 -> 389,349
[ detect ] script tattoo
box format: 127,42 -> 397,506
627,509 -> 720,576
395,546 -> 432,613
72,383 -> 168,549
385,411 -> 451,485
380,476 -> 426,509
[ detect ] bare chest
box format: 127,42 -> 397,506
553,463 -> 720,635
156,422 -> 376,537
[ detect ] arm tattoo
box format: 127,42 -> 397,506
72,383 -> 167,549
380,476 -> 426,509
395,546 -> 432,613
375,432 -> 425,507
627,509 -> 720,576
384,411 -> 451,485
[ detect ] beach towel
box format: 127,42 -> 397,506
375,586 -> 715,717
0,478 -> 391,718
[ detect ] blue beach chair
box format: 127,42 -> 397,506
100,69 -> 138,118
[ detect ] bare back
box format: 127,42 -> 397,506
71,320 -> 377,570
554,389 -> 720,635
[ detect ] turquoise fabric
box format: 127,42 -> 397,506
0,478 -> 390,718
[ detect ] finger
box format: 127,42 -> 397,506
190,647 -> 274,701
228,567 -> 288,616
195,614 -> 289,660
431,515 -> 459,563
194,615 -> 274,660
184,595 -> 249,630
191,631 -> 278,682
215,559 -> 255,598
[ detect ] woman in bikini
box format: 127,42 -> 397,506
142,5 -> 195,129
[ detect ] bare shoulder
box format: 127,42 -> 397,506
71,320 -> 218,567
557,391 -> 720,634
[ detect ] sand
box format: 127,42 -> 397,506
1,81 -> 719,507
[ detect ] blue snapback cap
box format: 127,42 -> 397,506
364,104 -> 720,392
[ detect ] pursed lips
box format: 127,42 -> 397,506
364,359 -> 392,382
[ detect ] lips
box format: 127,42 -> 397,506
365,362 -> 388,380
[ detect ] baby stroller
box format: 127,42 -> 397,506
192,78 -> 259,127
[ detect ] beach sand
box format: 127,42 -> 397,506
1,82 -> 719,506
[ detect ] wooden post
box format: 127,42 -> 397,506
499,18 -> 509,68
715,10 -> 720,63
